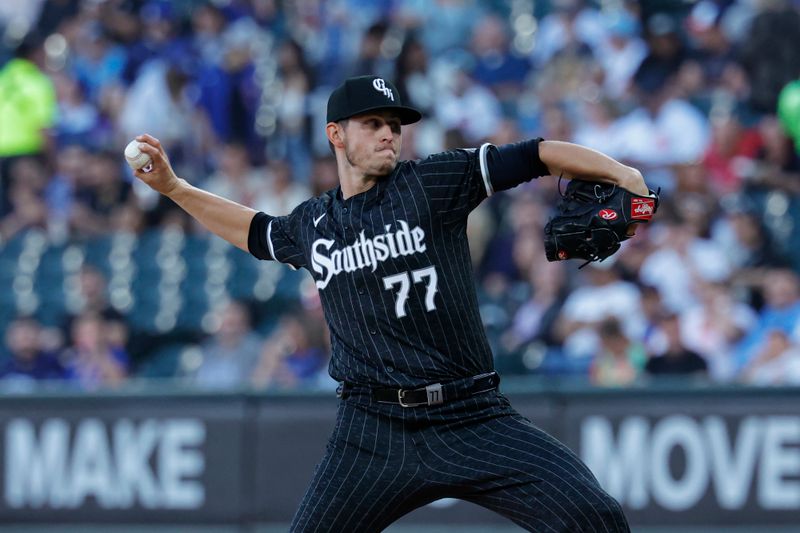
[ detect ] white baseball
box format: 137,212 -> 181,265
124,140 -> 153,172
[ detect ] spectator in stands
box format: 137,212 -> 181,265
702,111 -> 762,195
738,0 -> 800,113
501,260 -> 569,373
191,1 -> 263,154
122,0 -> 184,86
0,157 -> 49,241
594,9 -> 646,98
531,0 -> 603,68
680,280 -> 754,382
394,35 -> 434,117
637,13 -> 687,84
61,312 -> 129,389
639,211 -> 731,312
204,142 -> 269,209
241,0 -> 288,42
557,261 -> 645,362
70,22 -> 127,104
590,317 -> 646,387
0,317 -> 68,384
109,198 -> 146,235
0,32 -> 56,213
66,264 -> 128,351
309,155 -> 340,196
69,149 -> 134,238
740,329 -> 800,386
52,71 -> 101,147
536,11 -> 598,102
479,190 -> 546,281
469,14 -> 530,105
190,2 -> 229,70
35,0 -> 80,38
612,63 -> 711,193
638,284 -> 668,354
350,21 -> 393,79
274,38 -> 316,179
748,115 -> 800,194
252,311 -> 328,389
572,97 -> 625,157
614,210 -> 659,278
190,300 -> 262,389
477,271 -> 519,373
734,268 -> 800,373
395,0 -> 486,57
712,195 -> 791,292
680,2 -> 741,104
44,143 -> 85,242
258,159 -> 310,216
644,312 -> 708,378
433,52 -> 502,143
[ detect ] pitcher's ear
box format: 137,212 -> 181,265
326,122 -> 345,148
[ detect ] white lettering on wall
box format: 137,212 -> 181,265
581,415 -> 800,512
159,419 -> 205,509
581,416 -> 650,509
758,416 -> 800,509
3,418 -> 206,510
650,415 -> 708,511
706,416 -> 761,509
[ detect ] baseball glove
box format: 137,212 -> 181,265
544,179 -> 659,267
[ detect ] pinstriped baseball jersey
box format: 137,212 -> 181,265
251,148 -> 504,388
248,140 -> 631,532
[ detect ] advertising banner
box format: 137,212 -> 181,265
0,394 -> 247,523
560,390 -> 800,526
0,387 -> 797,527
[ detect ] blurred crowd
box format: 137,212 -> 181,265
1,0 -> 800,391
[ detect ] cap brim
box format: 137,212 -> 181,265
330,105 -> 422,125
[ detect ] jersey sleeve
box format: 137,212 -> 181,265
417,139 -> 550,222
482,138 -> 550,192
247,203 -> 309,270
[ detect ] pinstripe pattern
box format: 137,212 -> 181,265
264,149 -> 493,388
251,147 -> 628,531
290,390 -> 628,532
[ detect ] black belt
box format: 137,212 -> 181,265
368,372 -> 500,407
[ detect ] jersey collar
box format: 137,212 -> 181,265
334,164 -> 398,209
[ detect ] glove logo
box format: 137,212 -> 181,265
598,209 -> 618,220
631,198 -> 656,220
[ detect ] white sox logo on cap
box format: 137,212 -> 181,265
372,78 -> 394,101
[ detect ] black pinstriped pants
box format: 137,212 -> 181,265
290,387 -> 629,532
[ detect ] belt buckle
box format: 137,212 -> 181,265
397,389 -> 422,407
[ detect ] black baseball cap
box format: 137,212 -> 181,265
326,75 -> 422,125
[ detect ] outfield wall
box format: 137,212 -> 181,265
0,385 -> 798,527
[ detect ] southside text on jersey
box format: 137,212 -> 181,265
311,220 -> 427,289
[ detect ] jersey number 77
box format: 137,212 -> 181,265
382,266 -> 438,318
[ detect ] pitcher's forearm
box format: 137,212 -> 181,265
539,140 -> 648,195
167,179 -> 258,252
